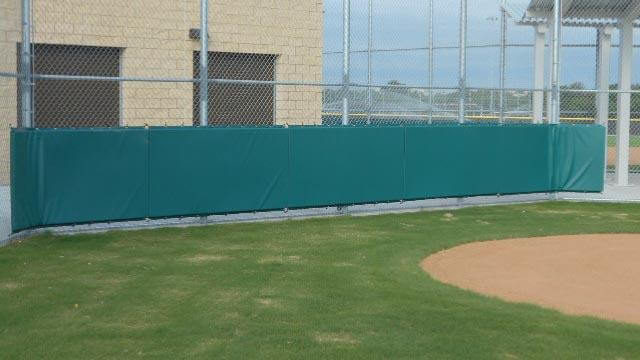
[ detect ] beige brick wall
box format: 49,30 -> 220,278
0,0 -> 324,184
0,0 -> 20,185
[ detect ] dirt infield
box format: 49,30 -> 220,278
422,234 -> 640,325
608,147 -> 640,166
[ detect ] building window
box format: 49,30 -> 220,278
193,52 -> 276,126
18,44 -> 122,128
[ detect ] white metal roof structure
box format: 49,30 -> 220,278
503,0 -> 640,186
505,0 -> 640,27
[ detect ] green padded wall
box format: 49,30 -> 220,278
404,125 -> 554,199
288,126 -> 405,208
11,128 -> 149,231
498,125 -> 553,194
10,131 -> 42,232
10,124 -> 605,232
552,124 -> 606,192
149,127 -> 289,217
405,126 -> 501,199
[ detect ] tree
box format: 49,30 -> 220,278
383,80 -> 408,95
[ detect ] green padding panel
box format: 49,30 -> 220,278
11,131 -> 42,232
148,127 -> 289,217
11,128 -> 149,231
405,126 -> 501,199
10,125 -> 605,232
498,125 -> 552,194
552,124 -> 605,192
289,126 -> 405,207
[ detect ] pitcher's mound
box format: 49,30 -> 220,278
422,234 -> 640,325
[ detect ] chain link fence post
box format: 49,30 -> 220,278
499,5 -> 506,124
550,0 -> 561,125
367,0 -> 372,125
428,0 -> 434,125
20,0 -> 33,128
458,0 -> 467,124
342,0 -> 350,126
199,0 -> 209,127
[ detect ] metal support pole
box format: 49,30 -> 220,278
458,0 -> 467,124
20,0 -> 33,128
499,6 -> 506,124
533,24 -> 547,124
616,20 -> 633,186
342,0 -> 351,126
428,0 -> 434,124
199,0 -> 209,126
367,0 -> 372,125
596,27 -> 612,182
546,21 -> 553,122
550,0 -> 561,125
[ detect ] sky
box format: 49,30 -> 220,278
322,0 -> 640,89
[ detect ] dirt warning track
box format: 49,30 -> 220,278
422,234 -> 640,325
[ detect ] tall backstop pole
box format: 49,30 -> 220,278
342,0 -> 351,126
550,0 -> 561,125
428,0 -> 434,124
367,0 -> 372,125
458,0 -> 467,124
499,5 -> 506,124
199,0 -> 209,126
20,0 -> 33,128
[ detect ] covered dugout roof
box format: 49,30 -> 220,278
504,0 -> 640,27
502,0 -> 640,187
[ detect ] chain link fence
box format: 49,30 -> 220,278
1,0 -> 640,240
0,0 -> 21,241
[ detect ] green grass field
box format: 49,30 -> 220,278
608,135 -> 640,147
2,202 -> 640,359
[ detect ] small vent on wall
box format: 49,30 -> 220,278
189,29 -> 201,40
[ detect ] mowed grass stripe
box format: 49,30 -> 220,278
1,202 -> 640,359
608,135 -> 640,147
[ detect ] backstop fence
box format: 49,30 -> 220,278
0,0 -> 638,241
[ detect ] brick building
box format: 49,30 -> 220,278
0,0 -> 324,182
